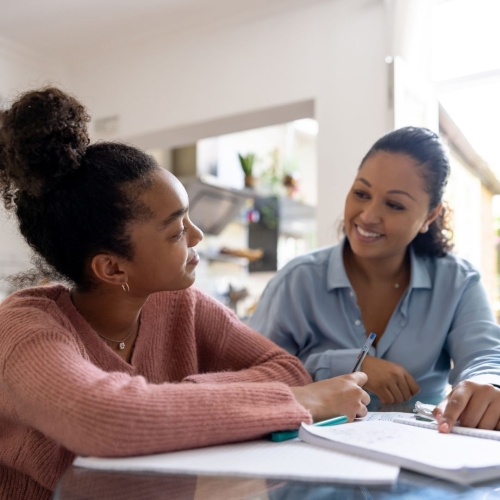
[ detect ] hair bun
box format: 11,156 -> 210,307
0,87 -> 90,196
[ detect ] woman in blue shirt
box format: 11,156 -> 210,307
250,126 -> 500,433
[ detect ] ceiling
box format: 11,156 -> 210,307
1,0 -> 324,60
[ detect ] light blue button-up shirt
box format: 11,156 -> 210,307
249,241 -> 500,406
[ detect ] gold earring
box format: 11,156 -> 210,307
121,282 -> 130,293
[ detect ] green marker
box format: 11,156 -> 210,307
269,415 -> 348,442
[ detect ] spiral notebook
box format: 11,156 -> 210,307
298,419 -> 500,484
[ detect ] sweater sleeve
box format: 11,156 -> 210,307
182,290 -> 312,386
1,327 -> 311,458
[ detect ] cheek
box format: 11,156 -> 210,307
168,246 -> 188,268
396,217 -> 422,240
344,196 -> 355,219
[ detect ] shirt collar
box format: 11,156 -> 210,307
408,245 -> 432,290
326,239 -> 352,291
326,239 -> 432,292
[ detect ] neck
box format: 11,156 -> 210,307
71,286 -> 148,341
343,244 -> 409,286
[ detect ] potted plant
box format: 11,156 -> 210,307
238,153 -> 257,188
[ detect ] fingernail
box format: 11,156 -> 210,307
439,422 -> 449,433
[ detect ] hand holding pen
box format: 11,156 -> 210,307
272,373 -> 369,441
271,333 -> 375,441
357,333 -> 420,404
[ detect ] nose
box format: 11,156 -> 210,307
359,200 -> 382,225
188,220 -> 204,246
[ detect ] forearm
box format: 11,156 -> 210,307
4,338 -> 312,457
448,280 -> 500,385
184,349 -> 312,386
196,305 -> 311,386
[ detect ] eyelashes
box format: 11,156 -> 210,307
353,191 -> 405,211
172,227 -> 187,240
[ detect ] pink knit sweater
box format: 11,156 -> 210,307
0,285 -> 312,499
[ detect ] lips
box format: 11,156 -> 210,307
187,252 -> 200,266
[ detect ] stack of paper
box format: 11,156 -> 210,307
74,439 -> 399,484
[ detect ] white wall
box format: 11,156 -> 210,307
0,38 -> 69,293
67,0 -> 390,246
0,0 -> 392,277
0,36 -> 68,104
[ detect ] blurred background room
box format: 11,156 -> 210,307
0,0 -> 499,320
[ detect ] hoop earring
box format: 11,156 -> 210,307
121,282 -> 130,293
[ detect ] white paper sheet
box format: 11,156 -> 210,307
360,412 -> 414,422
74,439 -> 399,485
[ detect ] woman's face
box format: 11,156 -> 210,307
344,151 -> 440,262
123,168 -> 203,295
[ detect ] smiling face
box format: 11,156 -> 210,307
121,168 -> 203,295
344,151 -> 441,262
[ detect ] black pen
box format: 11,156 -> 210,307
350,332 -> 376,373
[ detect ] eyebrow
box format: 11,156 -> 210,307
387,189 -> 416,201
157,207 -> 188,230
355,178 -> 416,201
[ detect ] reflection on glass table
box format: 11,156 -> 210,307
55,402 -> 500,500
54,467 -> 500,500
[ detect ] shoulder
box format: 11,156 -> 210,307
148,286 -> 230,315
0,284 -> 78,357
420,252 -> 480,288
433,252 -> 478,277
148,286 -> 220,307
0,284 -> 71,321
266,245 -> 336,289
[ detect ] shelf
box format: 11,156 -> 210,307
198,251 -> 249,267
279,197 -> 316,221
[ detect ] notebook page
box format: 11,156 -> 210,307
74,439 -> 399,484
393,417 -> 500,441
360,412 -> 414,422
301,421 -> 500,470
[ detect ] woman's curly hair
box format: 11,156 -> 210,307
0,87 -> 158,290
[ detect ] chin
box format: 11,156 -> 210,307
181,274 -> 197,289
348,238 -> 383,258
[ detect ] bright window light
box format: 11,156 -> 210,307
440,80 -> 500,177
432,0 -> 500,82
292,119 -> 318,136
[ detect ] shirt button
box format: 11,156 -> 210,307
354,320 -> 361,326
349,291 -> 354,297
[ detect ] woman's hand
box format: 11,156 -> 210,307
290,372 -> 370,422
433,381 -> 500,432
360,356 -> 420,404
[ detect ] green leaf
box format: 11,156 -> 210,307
238,152 -> 255,175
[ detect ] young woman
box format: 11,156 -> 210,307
250,126 -> 500,433
0,88 -> 369,499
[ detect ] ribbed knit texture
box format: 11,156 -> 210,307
0,285 -> 312,499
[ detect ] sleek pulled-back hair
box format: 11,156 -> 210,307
0,87 -> 158,290
360,126 -> 453,257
